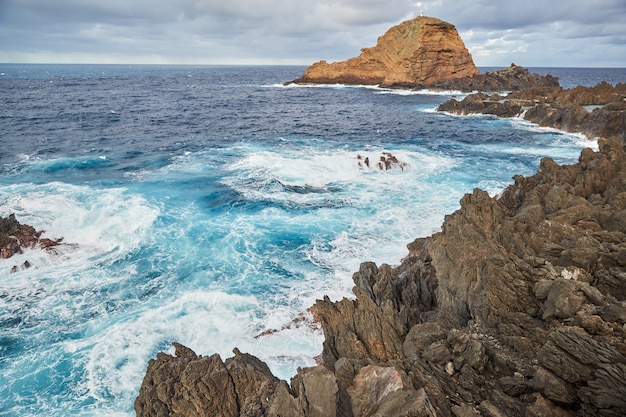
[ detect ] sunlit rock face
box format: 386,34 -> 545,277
290,16 -> 479,88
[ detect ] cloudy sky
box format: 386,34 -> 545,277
1,0 -> 625,67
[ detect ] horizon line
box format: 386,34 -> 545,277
2,62 -> 626,69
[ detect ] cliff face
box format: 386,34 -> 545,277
135,134 -> 626,416
290,16 -> 479,88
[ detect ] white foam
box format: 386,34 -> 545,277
274,83 -> 472,98
0,182 -> 159,275
221,146 -> 456,278
508,117 -> 599,150
73,289 -> 321,411
224,147 -> 451,187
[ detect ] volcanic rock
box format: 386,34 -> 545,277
1,214 -> 62,271
438,81 -> 626,141
136,133 -> 626,416
289,16 -> 479,89
0,214 -> 39,259
430,63 -> 560,92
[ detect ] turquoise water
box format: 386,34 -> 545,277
0,64 -> 616,416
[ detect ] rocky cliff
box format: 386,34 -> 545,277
289,16 -> 479,89
135,134 -> 626,415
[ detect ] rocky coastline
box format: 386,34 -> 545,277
135,91 -> 626,416
136,25 -> 626,414
438,79 -> 626,141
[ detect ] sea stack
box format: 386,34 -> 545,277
290,16 -> 479,88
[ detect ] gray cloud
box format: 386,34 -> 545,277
0,0 -> 624,66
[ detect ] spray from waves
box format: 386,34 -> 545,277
67,291 -> 323,414
507,117 -> 599,150
375,88 -> 470,96
0,182 -> 161,416
0,182 -> 159,257
270,82 -> 471,99
220,145 -> 460,268
269,83 -> 383,90
70,291 -> 274,412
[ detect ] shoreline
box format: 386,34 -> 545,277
437,80 -> 626,143
134,73 -> 626,417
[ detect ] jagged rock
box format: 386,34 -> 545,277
291,366 -> 338,417
524,102 -> 590,132
1,214 -> 63,272
357,152 -> 410,171
438,81 -> 626,140
525,394 -> 577,417
532,367 -> 578,405
554,82 -> 626,105
289,16 -> 478,88
581,106 -> 626,141
431,63 -> 560,92
1,213 -> 40,258
315,255 -> 438,369
136,114 -> 626,417
315,289 -> 405,368
347,365 -> 406,416
134,347 -> 281,417
438,92 -> 525,116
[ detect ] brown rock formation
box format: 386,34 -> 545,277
0,214 -> 61,271
438,81 -> 626,141
289,16 -> 479,89
0,214 -> 40,259
135,134 -> 626,417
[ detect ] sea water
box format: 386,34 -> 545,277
0,65 -> 623,416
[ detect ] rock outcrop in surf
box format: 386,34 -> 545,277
431,63 -> 560,92
357,152 -> 409,171
135,135 -> 626,416
438,81 -> 626,140
288,16 -> 479,89
1,214 -> 61,272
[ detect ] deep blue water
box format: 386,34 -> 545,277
0,64 -> 623,416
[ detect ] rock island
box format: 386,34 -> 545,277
288,16 -> 479,89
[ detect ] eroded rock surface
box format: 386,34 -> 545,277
135,135 -> 626,416
438,81 -> 626,141
1,213 -> 62,272
289,16 -> 479,89
430,63 -> 560,92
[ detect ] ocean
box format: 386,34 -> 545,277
0,64 -> 624,416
